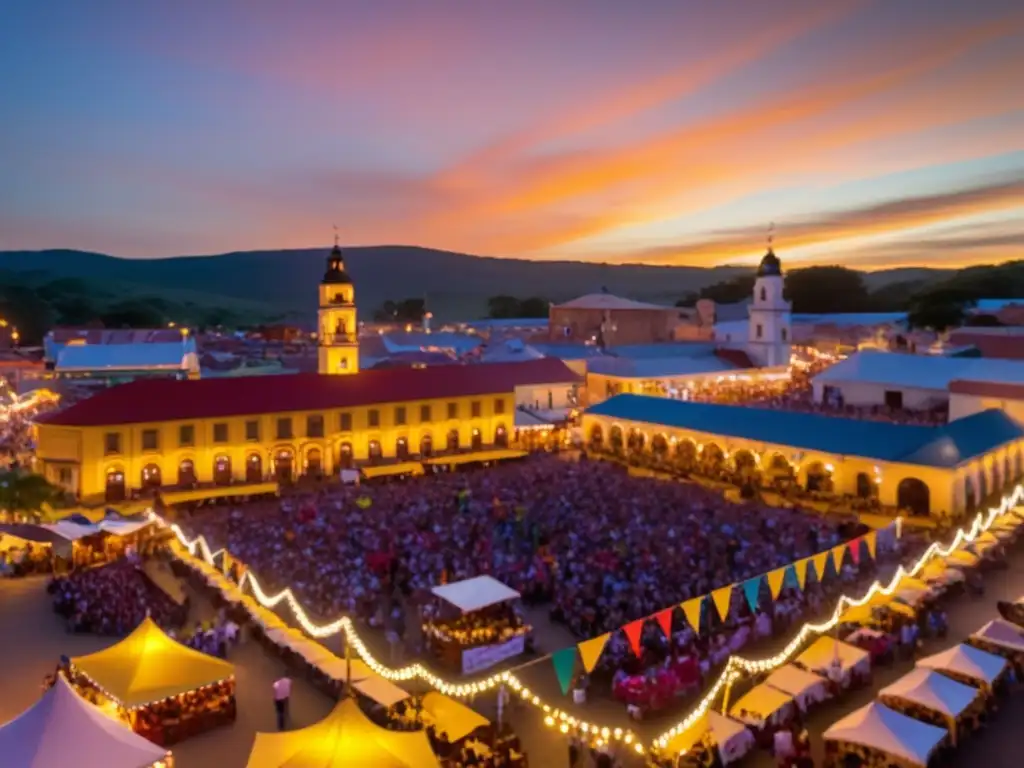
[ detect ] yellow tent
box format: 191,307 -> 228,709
246,698 -> 439,768
421,692 -> 489,741
361,462 -> 425,480
423,449 -> 527,466
71,617 -> 234,707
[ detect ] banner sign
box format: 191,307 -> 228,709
462,635 -> 526,675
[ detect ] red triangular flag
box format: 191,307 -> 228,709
850,537 -> 862,565
655,608 -> 673,640
623,619 -> 644,657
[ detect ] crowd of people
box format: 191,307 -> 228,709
50,558 -> 188,634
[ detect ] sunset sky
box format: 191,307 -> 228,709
2,0 -> 1023,269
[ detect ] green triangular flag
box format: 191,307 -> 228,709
552,647 -> 577,695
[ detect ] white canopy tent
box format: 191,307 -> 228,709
971,619 -> 1024,652
795,637 -> 870,685
880,668 -> 980,733
824,702 -> 946,767
764,664 -> 829,711
0,676 -> 170,768
917,644 -> 1007,688
431,575 -> 521,613
662,711 -> 755,765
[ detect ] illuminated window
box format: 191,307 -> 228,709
178,425 -> 195,447
420,404 -> 432,423
306,414 -> 324,438
394,406 -> 407,426
276,417 -> 293,440
368,409 -> 380,428
212,423 -> 229,443
447,402 -> 458,419
339,412 -> 352,431
141,429 -> 158,451
245,420 -> 259,441
471,401 -> 482,418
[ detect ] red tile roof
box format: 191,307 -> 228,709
949,379 -> 1024,400
713,348 -> 756,369
946,332 -> 1024,361
37,358 -> 582,427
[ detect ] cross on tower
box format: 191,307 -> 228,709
333,224 -> 339,248
767,221 -> 775,249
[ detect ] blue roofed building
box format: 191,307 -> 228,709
582,393 -> 1024,517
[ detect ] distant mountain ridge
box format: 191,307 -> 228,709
0,246 -> 954,322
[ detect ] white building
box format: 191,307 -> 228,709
746,248 -> 792,367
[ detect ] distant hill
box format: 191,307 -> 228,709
0,246 -> 960,322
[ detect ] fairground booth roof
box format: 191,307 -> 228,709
586,394 -> 1024,469
38,358 -> 581,427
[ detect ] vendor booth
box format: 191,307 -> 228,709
917,644 -> 1008,691
795,637 -> 871,688
660,711 -> 755,766
426,575 -> 531,674
844,627 -> 894,663
728,683 -> 795,729
998,595 -> 1024,628
966,618 -> 1024,664
764,664 -> 830,712
246,698 -> 439,768
945,549 -> 981,570
0,676 -> 172,768
918,559 -> 965,588
879,668 -> 984,745
419,692 -> 489,742
823,701 -> 947,768
69,617 -> 236,746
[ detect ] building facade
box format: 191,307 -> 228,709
317,241 -> 359,375
582,394 -> 1024,517
548,293 -> 702,347
746,248 -> 792,368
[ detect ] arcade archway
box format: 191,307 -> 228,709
396,437 -> 410,461
105,468 -> 126,503
141,463 -> 162,490
898,477 -> 930,517
305,448 -> 323,478
447,429 -> 460,452
494,425 -> 508,448
246,453 -> 263,483
336,442 -> 354,470
420,435 -> 433,458
213,455 -> 231,485
274,449 -> 294,483
589,424 -> 603,450
367,440 -> 383,465
804,462 -> 832,493
178,459 -> 196,487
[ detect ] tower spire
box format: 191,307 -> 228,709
333,224 -> 340,248
767,221 -> 774,251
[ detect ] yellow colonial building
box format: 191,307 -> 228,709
583,394 -> 1024,517
33,241 -> 581,503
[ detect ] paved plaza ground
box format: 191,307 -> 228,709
3,534 -> 1024,767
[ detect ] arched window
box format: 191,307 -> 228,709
651,434 -> 669,457
337,442 -> 354,470
471,428 -> 483,451
897,478 -> 931,517
964,476 -> 976,514
609,426 -> 623,452
495,425 -> 508,448
420,435 -> 433,457
702,443 -> 725,471
305,448 -> 322,477
274,449 -> 294,483
178,459 -> 196,487
396,437 -> 409,461
760,286 -> 766,302
213,455 -> 231,485
804,462 -> 831,493
855,472 -> 876,499
368,440 -> 382,465
246,453 -> 263,483
588,424 -> 603,449
447,429 -> 460,452
105,469 -> 126,503
781,327 -> 788,342
675,439 -> 697,469
141,463 -> 162,489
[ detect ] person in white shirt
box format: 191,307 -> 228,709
273,676 -> 292,730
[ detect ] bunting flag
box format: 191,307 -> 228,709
830,543 -> 846,574
811,551 -> 830,583
681,597 -> 703,635
711,586 -> 733,622
655,608 -> 674,640
552,647 -> 577,695
742,577 -> 762,613
850,537 -> 862,565
865,530 -> 878,560
793,558 -> 809,590
577,633 -> 610,674
623,619 -> 645,657
221,551 -> 233,575
766,568 -> 787,600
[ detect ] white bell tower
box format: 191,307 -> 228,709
747,225 -> 792,368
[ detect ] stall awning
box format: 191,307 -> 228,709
361,462 -> 425,480
423,449 -> 527,466
353,676 -> 411,708
71,617 -> 234,707
728,683 -> 792,722
795,637 -> 870,673
420,693 -> 489,742
971,618 -> 1024,652
662,711 -> 754,761
917,643 -> 1007,685
823,702 -> 946,767
880,668 -> 979,718
246,698 -> 437,768
431,575 -> 521,613
161,482 -> 279,505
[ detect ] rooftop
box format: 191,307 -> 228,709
38,358 -> 582,427
553,293 -> 670,311
813,350 -> 1024,392
55,342 -> 197,373
585,394 -> 1023,468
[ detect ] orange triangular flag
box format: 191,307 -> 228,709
655,608 -> 674,640
577,633 -> 610,673
811,551 -> 830,583
681,597 -> 703,635
831,543 -> 846,573
711,586 -> 733,622
766,568 -> 787,600
623,620 -> 644,657
794,558 -> 810,590
865,531 -> 878,560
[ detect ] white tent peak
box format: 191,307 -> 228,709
824,701 -> 946,767
880,668 -> 979,717
431,575 -> 520,613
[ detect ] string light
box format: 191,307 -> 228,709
153,482 -> 1023,757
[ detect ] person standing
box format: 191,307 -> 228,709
273,675 -> 292,731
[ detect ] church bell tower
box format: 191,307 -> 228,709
317,231 -> 359,375
747,225 -> 792,368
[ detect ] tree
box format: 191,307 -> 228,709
697,276 -> 755,305
0,471 -> 61,520
99,299 -> 166,328
784,266 -> 869,313
372,298 -> 426,323
487,295 -> 522,319
907,296 -> 967,331
675,292 -> 699,308
516,297 -> 550,318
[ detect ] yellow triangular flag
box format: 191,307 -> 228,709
577,633 -> 610,674
811,551 -> 830,583
831,543 -> 846,573
711,586 -> 733,622
221,550 -> 232,574
681,597 -> 703,634
794,558 -> 809,590
767,568 -> 787,600
865,531 -> 878,560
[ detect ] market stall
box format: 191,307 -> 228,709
659,711 -> 755,766
426,575 -> 531,674
795,637 -> 871,689
844,627 -> 895,663
69,617 -> 236,746
997,595 -> 1024,628
944,549 -> 981,570
246,698 -> 439,767
0,676 -> 172,768
727,683 -> 795,729
966,618 -> 1024,665
916,643 -> 1008,692
763,664 -> 830,712
823,701 -> 947,768
879,668 -> 984,745
918,559 -> 965,589
419,692 -> 490,742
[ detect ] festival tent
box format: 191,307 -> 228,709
246,698 -> 439,768
353,675 -> 411,708
917,644 -> 1007,689
420,692 -> 489,741
431,575 -> 521,613
969,619 -> 1024,654
945,549 -> 980,568
918,559 -> 964,587
823,702 -> 947,767
662,711 -> 755,765
795,637 -> 871,683
0,676 -> 170,768
879,668 -> 981,744
728,683 -> 794,727
764,664 -> 829,711
70,616 -> 235,707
